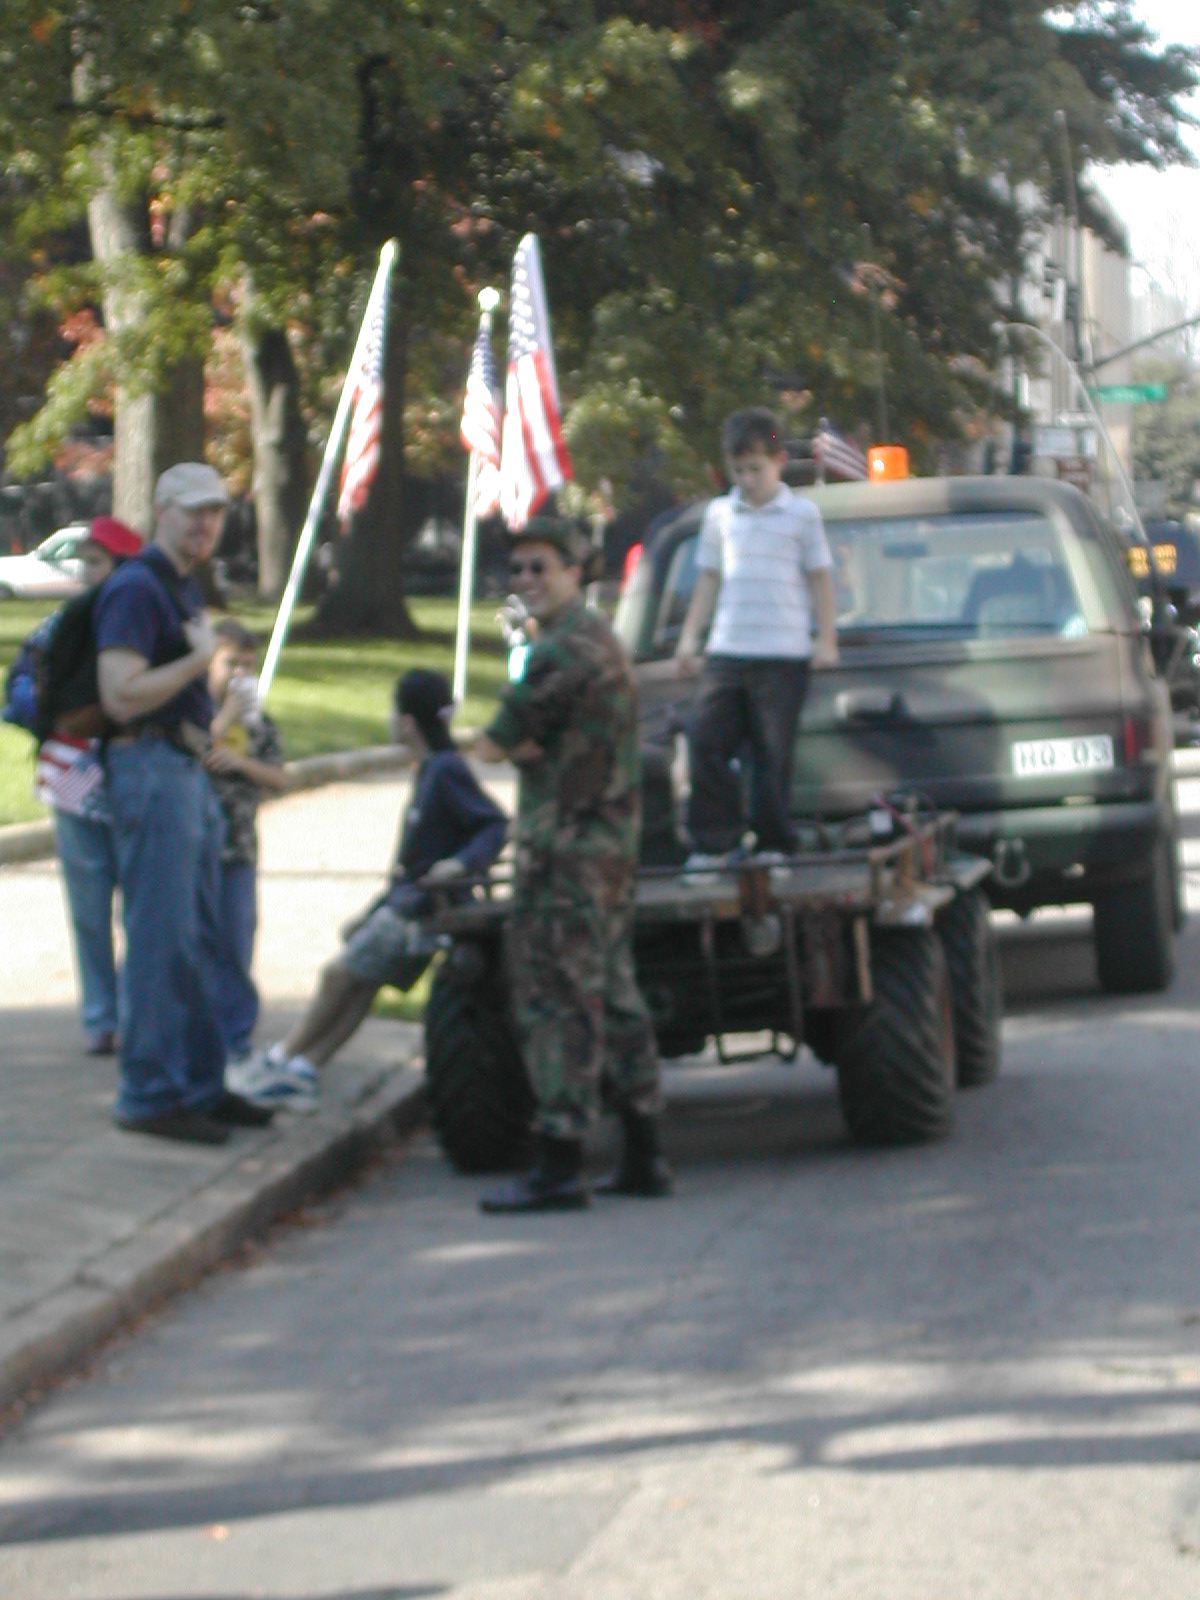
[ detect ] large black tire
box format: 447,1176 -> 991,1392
936,888 -> 1002,1088
424,942 -> 534,1174
1093,830 -> 1177,995
834,927 -> 956,1145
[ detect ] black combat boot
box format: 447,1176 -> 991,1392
478,1133 -> 590,1213
594,1111 -> 673,1198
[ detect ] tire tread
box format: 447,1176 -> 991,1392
834,928 -> 955,1145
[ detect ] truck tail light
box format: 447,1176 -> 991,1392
1122,713 -> 1156,763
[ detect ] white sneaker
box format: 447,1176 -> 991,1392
683,852 -> 728,873
226,1049 -> 319,1114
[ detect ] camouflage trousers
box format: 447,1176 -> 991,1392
506,875 -> 662,1140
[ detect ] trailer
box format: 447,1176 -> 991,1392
421,810 -> 1000,1173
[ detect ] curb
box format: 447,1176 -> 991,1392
0,820 -> 53,864
0,743 -> 411,867
0,1069 -> 427,1417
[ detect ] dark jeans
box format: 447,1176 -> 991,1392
212,860 -> 260,1058
105,741 -> 227,1121
687,655 -> 810,854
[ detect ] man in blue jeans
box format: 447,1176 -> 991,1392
95,462 -> 273,1144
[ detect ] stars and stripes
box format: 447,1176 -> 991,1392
460,316 -> 503,517
35,735 -> 107,821
499,234 -> 573,529
813,420 -> 869,483
336,283 -> 389,528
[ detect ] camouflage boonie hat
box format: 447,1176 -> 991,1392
508,515 -> 591,565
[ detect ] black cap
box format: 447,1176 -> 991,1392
395,668 -> 454,749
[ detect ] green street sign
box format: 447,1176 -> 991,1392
1089,383 -> 1169,404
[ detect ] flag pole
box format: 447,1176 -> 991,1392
260,239 -> 398,702
452,286 -> 501,707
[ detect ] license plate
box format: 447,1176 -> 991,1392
1011,735 -> 1114,778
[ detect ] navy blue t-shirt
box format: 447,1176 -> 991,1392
385,749 -> 507,914
92,546 -> 213,731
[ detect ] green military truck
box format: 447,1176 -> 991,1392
620,475 -> 1184,994
422,470 -> 1185,1176
422,807 -> 1001,1174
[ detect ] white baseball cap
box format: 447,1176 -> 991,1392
154,462 -> 230,510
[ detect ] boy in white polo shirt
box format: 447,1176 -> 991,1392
675,407 -> 838,859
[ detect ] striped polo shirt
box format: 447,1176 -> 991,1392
696,484 -> 833,659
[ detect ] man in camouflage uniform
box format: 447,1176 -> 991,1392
475,516 -> 670,1213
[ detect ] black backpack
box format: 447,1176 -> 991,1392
8,549 -> 196,743
34,586 -> 109,741
1,589 -> 107,743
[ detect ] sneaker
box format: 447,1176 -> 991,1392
86,1030 -> 118,1056
682,852 -> 729,874
224,1048 -> 271,1099
226,1050 -> 319,1114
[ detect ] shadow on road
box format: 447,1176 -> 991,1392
2,1374 -> 1198,1547
3,900 -> 1200,1568
103,1592 -> 443,1600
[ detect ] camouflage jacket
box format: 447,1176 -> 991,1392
485,596 -> 641,896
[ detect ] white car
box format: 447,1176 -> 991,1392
0,525 -> 90,599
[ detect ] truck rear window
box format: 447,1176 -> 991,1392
826,510 -> 1090,637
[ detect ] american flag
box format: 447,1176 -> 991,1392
337,280 -> 389,527
499,234 -> 573,529
460,316 -> 503,517
35,735 -> 106,819
813,419 -> 869,483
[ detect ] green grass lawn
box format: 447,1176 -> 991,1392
0,593 -> 512,826
0,599 -> 56,826
371,962 -> 437,1025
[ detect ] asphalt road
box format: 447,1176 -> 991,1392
2,780 -> 1200,1596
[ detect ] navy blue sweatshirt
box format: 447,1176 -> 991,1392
385,749 -> 506,915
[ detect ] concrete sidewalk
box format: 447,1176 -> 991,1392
0,766 -> 513,1414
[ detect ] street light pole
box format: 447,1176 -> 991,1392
1087,313 -> 1200,375
1054,109 -> 1094,375
995,318 -> 1145,539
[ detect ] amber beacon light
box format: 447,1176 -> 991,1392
868,445 -> 909,482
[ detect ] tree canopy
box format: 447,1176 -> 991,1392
0,1 -> 1196,534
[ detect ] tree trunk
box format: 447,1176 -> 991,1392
309,283 -> 416,636
86,152 -> 206,535
241,321 -> 309,599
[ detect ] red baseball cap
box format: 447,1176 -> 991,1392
84,516 -> 143,560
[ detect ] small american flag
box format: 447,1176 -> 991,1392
813,420 -> 869,483
337,282 -> 389,527
460,316 -> 503,517
499,234 -> 573,529
35,736 -> 107,819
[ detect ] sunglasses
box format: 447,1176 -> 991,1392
508,557 -> 549,578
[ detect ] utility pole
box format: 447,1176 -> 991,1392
1055,109 -> 1094,374
860,224 -> 889,440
